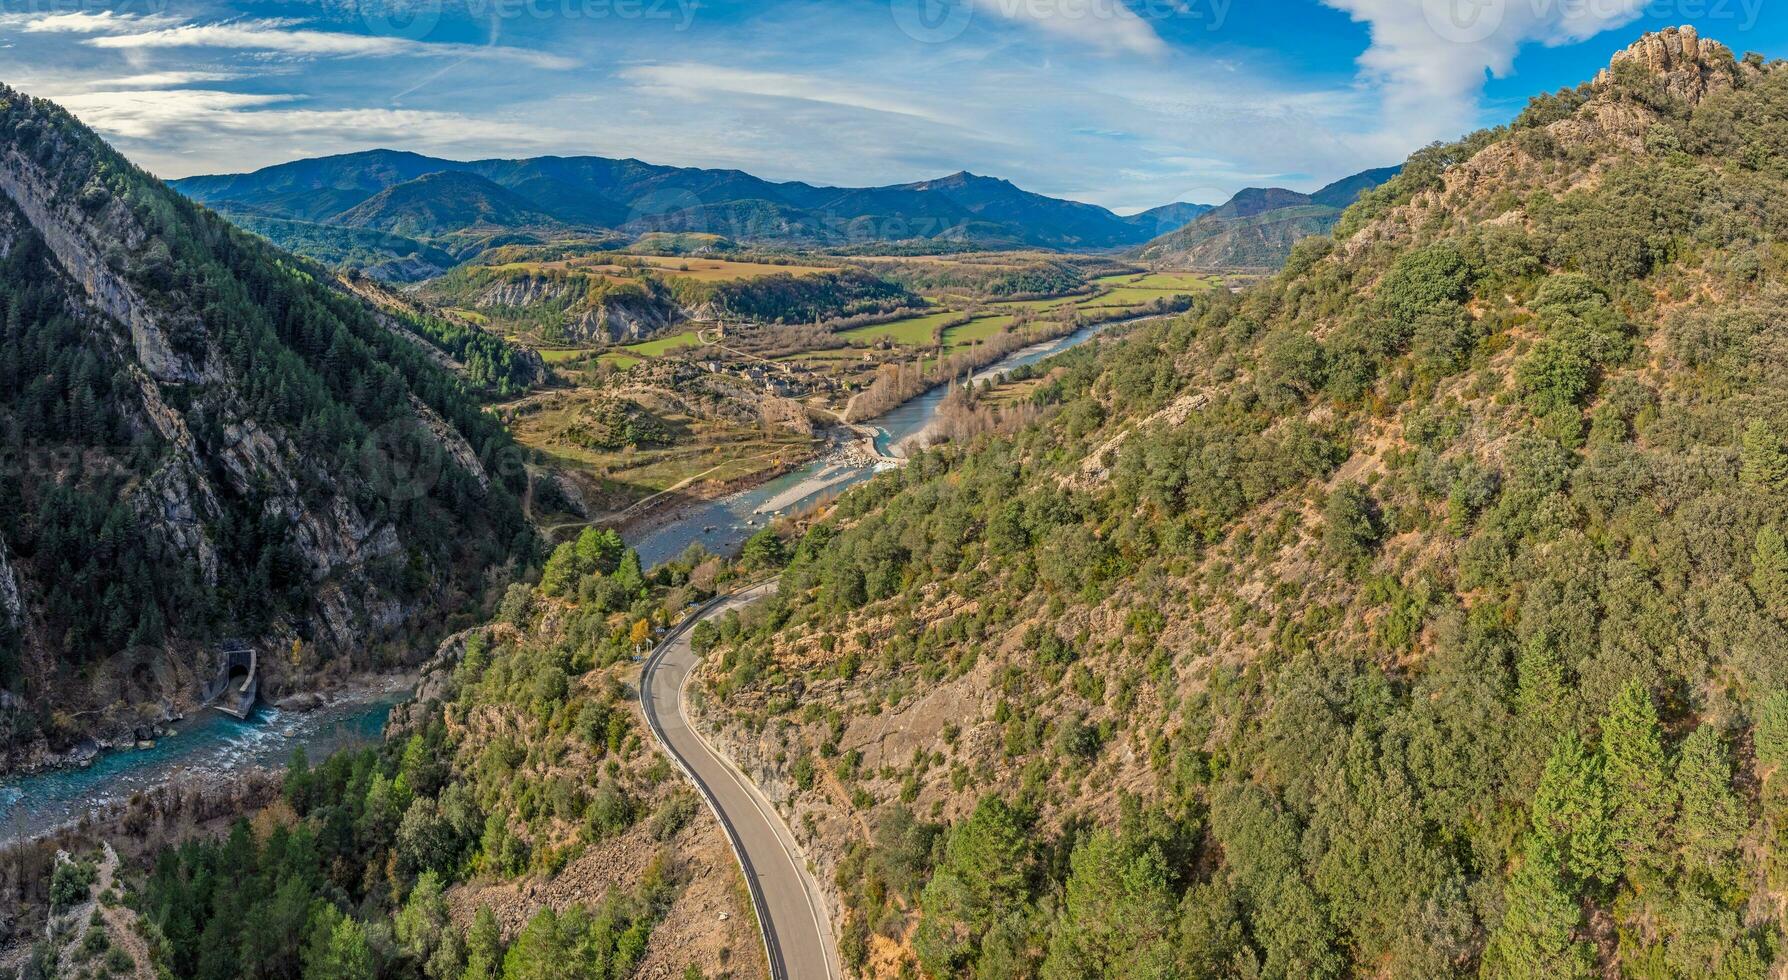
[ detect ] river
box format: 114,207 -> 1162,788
0,692 -> 403,845
629,317 -> 1123,568
0,315 -> 1123,847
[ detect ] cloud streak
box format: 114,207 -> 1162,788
83,17 -> 578,68
975,0 -> 1170,55
619,63 -> 966,127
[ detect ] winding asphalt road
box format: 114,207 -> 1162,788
640,581 -> 840,980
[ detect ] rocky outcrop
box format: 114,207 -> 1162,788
1594,25 -> 1746,106
0,151 -> 202,383
411,394 -> 492,493
474,275 -> 682,344
0,535 -> 21,626
0,89 -> 524,775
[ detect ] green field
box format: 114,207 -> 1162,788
989,295 -> 1084,312
620,330 -> 703,357
1117,272 -> 1221,290
943,315 -> 1015,348
1078,287 -> 1179,308
839,311 -> 964,345
538,347 -> 592,363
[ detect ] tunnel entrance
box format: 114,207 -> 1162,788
209,640 -> 258,719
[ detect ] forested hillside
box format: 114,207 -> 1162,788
8,533 -> 771,979
694,27 -> 1788,977
1135,166 -> 1399,270
0,86 -> 532,768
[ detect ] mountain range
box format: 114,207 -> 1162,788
1135,165 -> 1402,269
172,150 -> 1396,280
171,151 -> 1208,272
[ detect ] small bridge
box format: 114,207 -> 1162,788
205,640 -> 258,719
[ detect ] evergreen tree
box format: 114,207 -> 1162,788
302,907 -> 376,980
1750,527 -> 1788,615
1481,836 -> 1595,980
1599,680 -> 1673,877
613,549 -> 645,597
1675,725 -> 1745,883
914,796 -> 1035,976
461,907 -> 502,980
1529,732 -> 1618,889
1740,419 -> 1788,494
539,541 -> 579,597
1040,830 -> 1176,980
1754,691 -> 1788,772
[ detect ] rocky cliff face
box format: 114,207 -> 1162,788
472,274 -> 681,343
1594,24 -> 1744,105
0,87 -> 528,772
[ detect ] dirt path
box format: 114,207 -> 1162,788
42,843 -> 150,979
92,844 -> 153,980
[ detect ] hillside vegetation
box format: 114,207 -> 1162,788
0,85 -> 531,767
1135,166 -> 1399,270
695,28 -> 1788,977
59,532 -> 772,980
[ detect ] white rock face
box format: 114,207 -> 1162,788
0,151 -> 202,383
0,536 -> 23,626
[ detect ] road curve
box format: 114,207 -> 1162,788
640,581 -> 839,980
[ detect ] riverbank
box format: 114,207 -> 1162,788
893,312 -> 1157,457
0,673 -> 411,847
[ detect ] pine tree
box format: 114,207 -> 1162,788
538,541 -> 579,597
1599,680 -> 1673,877
1755,691 -> 1788,773
1675,725 -> 1745,882
1480,837 -> 1596,980
462,906 -> 502,980
614,548 -> 645,597
1530,731 -> 1619,889
1740,419 -> 1788,494
1751,527 -> 1788,616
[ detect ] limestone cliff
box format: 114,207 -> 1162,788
0,86 -> 531,772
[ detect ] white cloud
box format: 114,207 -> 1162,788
51,89 -> 304,139
974,0 -> 1169,56
619,63 -> 966,127
87,18 -> 577,68
1321,0 -> 1647,138
69,71 -> 247,90
0,10 -> 182,34
51,87 -> 579,176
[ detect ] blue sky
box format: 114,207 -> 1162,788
2,0 -> 1783,212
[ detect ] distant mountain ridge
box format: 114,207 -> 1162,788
172,151 -> 1218,278
1136,165 -> 1401,269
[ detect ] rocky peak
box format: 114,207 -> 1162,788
1593,25 -> 1744,105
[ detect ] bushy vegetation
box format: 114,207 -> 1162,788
133,528 -> 732,979
673,267 -> 915,324
702,39 -> 1788,977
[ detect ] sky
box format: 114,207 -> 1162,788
1,0 -> 1784,212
